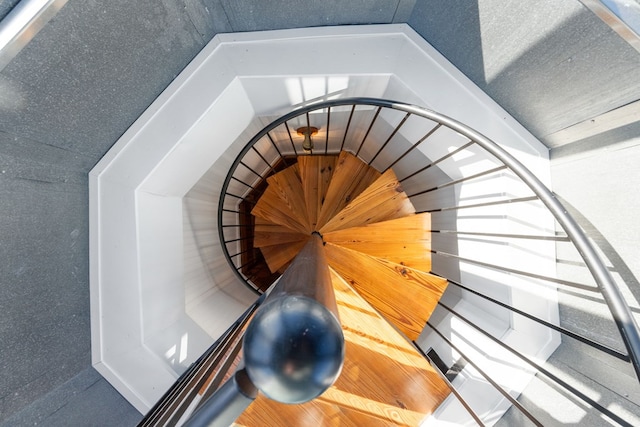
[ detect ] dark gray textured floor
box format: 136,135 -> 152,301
0,0 -> 19,21
1,0 -> 640,424
0,0 -> 417,423
0,0 -> 219,421
0,368 -> 141,427
408,0 -> 640,144
217,0 -> 415,31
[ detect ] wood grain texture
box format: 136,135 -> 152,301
325,243 -> 447,341
320,168 -> 416,234
323,213 -> 433,272
251,165 -> 310,234
266,164 -> 311,232
254,217 -> 309,248
260,238 -> 309,273
316,151 -> 381,230
298,155 -> 337,230
251,185 -> 307,234
234,269 -> 449,426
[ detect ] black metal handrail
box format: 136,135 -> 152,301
441,276 -> 628,361
217,97 -> 640,424
435,301 -> 633,427
138,295 -> 264,426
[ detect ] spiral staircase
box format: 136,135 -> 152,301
3,1 -> 640,425
129,97 -> 640,426
252,151 -> 447,341
223,151 -> 453,425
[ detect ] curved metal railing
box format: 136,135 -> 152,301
138,295 -> 264,426
217,97 -> 640,425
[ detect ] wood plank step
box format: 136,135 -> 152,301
259,238 -> 309,273
323,213 -> 433,272
234,269 -> 449,427
251,165 -> 310,235
325,242 -> 448,341
320,168 -> 416,234
297,155 -> 337,231
316,151 -> 381,230
254,217 -> 309,248
235,398 -> 396,427
265,164 -> 312,232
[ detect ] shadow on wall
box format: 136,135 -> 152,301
556,194 -> 640,311
409,1 -> 640,140
550,121 -> 640,160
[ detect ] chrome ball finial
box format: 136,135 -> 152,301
242,294 -> 345,404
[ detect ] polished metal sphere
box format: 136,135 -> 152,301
242,295 -> 345,404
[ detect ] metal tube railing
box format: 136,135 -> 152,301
415,344 -> 486,426
407,165 -> 508,198
432,230 -> 570,241
391,99 -> 640,380
218,97 -> 640,380
429,248 -> 598,290
355,106 -> 381,156
419,195 -> 539,213
398,140 -> 474,182
324,107 -> 331,155
385,122 -> 442,172
442,277 -> 628,361
284,122 -> 298,155
138,296 -> 264,426
182,233 -> 345,426
368,112 -> 411,165
436,301 -> 634,427
214,97 -> 640,425
340,104 -> 356,151
422,325 -> 544,427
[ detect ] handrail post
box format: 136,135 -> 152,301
184,233 -> 345,425
242,232 -> 344,403
263,232 -> 339,318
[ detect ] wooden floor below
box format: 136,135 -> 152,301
234,269 -> 450,426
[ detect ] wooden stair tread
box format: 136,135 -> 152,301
266,164 -> 312,232
254,230 -> 309,248
320,168 -> 416,234
254,217 -> 309,248
323,213 -> 432,272
297,155 -> 337,231
236,399 -> 404,427
234,269 -> 449,426
325,243 -> 447,341
253,216 -> 297,233
251,166 -> 310,234
260,238 -> 310,273
316,152 -> 381,230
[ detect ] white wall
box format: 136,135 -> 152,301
89,24 -> 557,413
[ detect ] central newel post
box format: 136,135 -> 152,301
185,232 -> 344,426
243,231 -> 344,403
